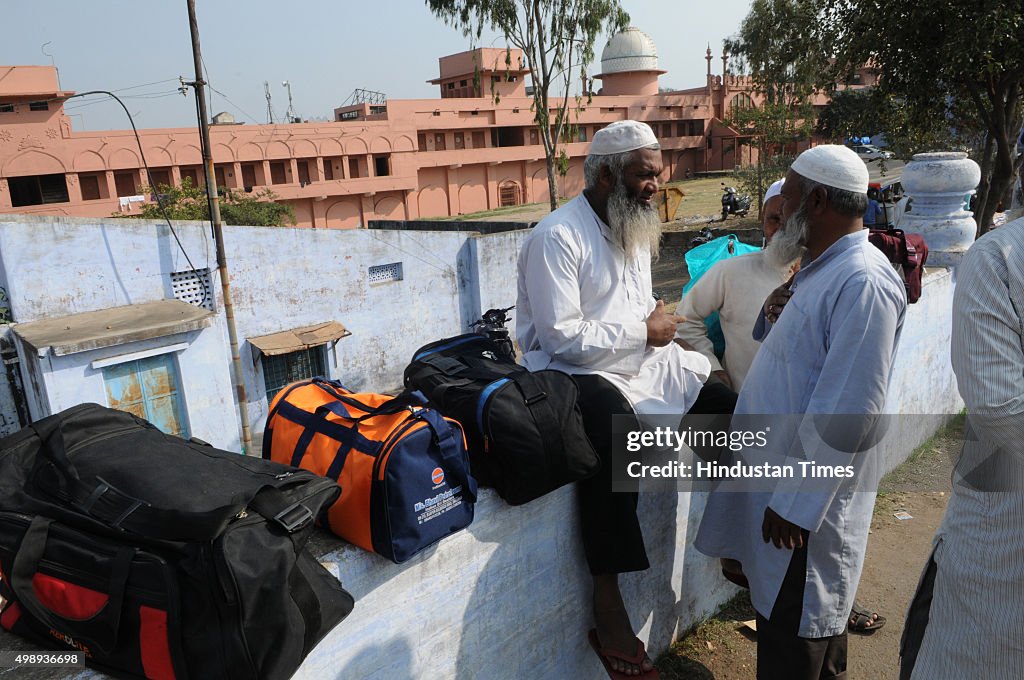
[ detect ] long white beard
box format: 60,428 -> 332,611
607,180 -> 663,259
766,204 -> 809,267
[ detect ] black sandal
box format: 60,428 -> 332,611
849,601 -> 886,633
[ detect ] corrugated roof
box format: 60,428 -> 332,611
248,321 -> 350,357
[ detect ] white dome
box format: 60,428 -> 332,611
599,27 -> 661,75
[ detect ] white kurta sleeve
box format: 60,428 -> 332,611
768,275 -> 904,532
951,241 -> 1024,456
676,261 -> 726,373
521,224 -> 648,376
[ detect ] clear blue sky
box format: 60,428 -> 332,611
6,0 -> 754,131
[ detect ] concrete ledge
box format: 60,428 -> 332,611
297,483 -> 733,679
367,220 -> 534,234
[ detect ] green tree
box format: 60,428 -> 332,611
425,0 -> 629,211
815,89 -> 885,142
731,153 -> 795,215
830,0 -> 1023,234
725,0 -> 823,218
727,100 -> 815,218
731,0 -> 1023,234
114,178 -> 295,227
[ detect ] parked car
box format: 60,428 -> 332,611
849,144 -> 895,162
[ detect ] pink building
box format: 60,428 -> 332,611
0,30 -> 871,228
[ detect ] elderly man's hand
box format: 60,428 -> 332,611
762,280 -> 794,324
762,507 -> 805,549
646,300 -> 683,347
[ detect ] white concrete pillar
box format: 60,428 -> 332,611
900,151 -> 981,268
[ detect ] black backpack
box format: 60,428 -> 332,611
0,403 -> 354,680
404,334 -> 599,505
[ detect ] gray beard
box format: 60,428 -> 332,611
766,204 -> 809,268
607,180 -> 663,259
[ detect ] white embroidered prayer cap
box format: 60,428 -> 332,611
588,120 -> 659,156
763,179 -> 785,205
790,144 -> 869,194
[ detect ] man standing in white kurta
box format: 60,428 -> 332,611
517,120 -> 736,679
695,145 -> 906,679
900,217 -> 1024,680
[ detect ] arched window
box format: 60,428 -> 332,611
498,180 -> 521,207
730,93 -> 754,112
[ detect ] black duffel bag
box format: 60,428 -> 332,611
404,334 -> 599,505
0,403 -> 354,680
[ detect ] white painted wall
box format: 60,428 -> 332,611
11,324 -> 237,449
0,213 -> 966,679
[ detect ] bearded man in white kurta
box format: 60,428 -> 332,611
517,120 -> 735,679
695,145 -> 906,680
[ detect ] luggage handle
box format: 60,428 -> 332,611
10,517 -> 133,655
314,389 -> 428,422
418,409 -> 478,503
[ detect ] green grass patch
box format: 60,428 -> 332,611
657,591 -> 756,680
418,201 -> 553,222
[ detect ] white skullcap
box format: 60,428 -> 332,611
763,179 -> 785,205
790,144 -> 869,194
589,120 -> 659,156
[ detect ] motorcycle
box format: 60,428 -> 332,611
690,226 -> 715,247
470,305 -> 516,361
721,184 -> 752,221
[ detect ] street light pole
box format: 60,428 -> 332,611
186,0 -> 253,454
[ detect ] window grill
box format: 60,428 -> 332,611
263,348 -> 326,401
368,262 -> 403,283
170,268 -> 214,310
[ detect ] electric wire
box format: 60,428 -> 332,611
201,56 -> 261,124
52,87 -> 451,289
62,90 -> 210,308
111,78 -> 180,93
364,231 -> 456,277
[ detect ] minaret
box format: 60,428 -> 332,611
721,46 -> 730,109
705,44 -> 713,96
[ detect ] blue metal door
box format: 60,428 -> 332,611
104,353 -> 189,438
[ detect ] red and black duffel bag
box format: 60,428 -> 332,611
0,403 -> 354,680
868,227 -> 929,303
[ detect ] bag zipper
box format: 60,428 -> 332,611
0,513 -> 171,603
62,425 -> 140,456
211,475 -> 335,606
373,414 -> 426,481
475,378 -> 511,447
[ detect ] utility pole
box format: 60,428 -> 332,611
186,0 -> 253,454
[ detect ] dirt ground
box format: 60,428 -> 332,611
657,416 -> 963,680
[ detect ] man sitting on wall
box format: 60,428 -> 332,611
516,120 -> 736,679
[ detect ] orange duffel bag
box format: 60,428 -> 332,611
262,377 -> 476,563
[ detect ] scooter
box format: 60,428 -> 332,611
721,184 -> 752,221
